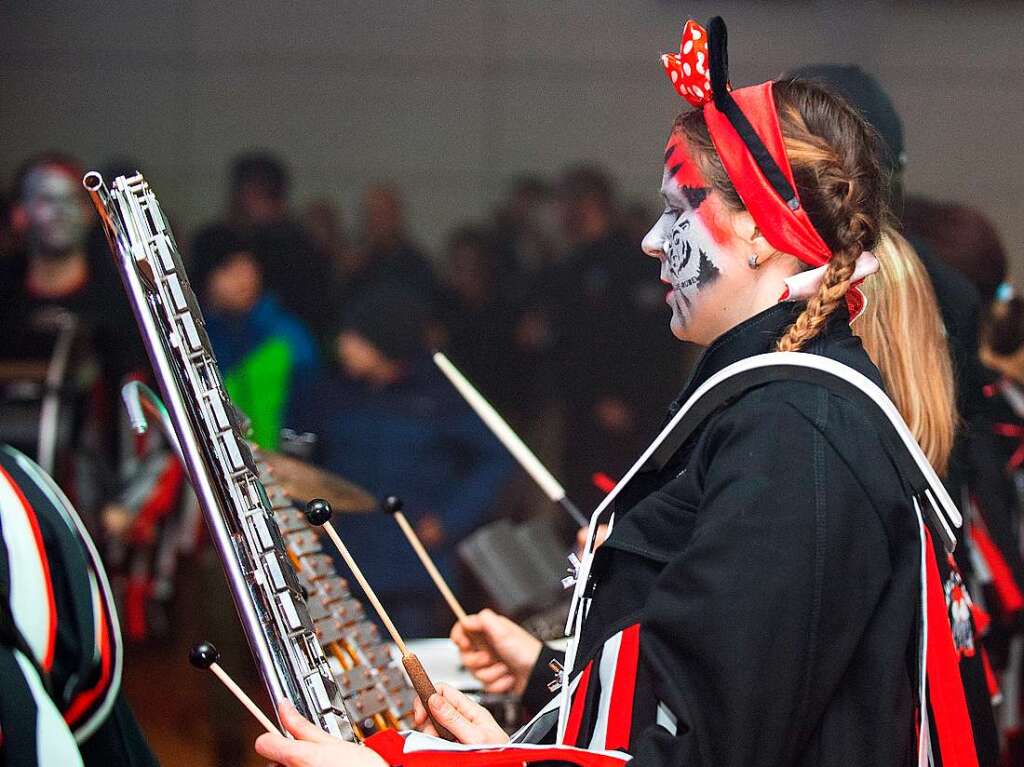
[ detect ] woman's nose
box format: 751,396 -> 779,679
642,219 -> 669,258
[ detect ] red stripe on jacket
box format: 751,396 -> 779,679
924,527 -> 979,767
64,588 -> 113,726
604,624 -> 641,751
563,660 -> 594,747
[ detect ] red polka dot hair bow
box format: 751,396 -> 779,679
660,20 -> 717,107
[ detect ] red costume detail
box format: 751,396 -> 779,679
924,527 -> 979,767
591,473 -> 617,495
63,586 -> 114,726
363,730 -> 629,767
970,517 -> 1024,617
604,623 -> 640,751
660,20 -> 714,108
991,421 -> 1024,470
563,660 -> 594,746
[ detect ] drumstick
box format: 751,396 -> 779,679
382,496 -> 467,621
433,353 -> 587,526
189,641 -> 283,736
303,499 -> 454,740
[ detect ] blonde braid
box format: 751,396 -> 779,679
776,252 -> 858,351
773,98 -> 880,351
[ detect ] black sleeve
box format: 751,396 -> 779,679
77,693 -> 159,767
521,644 -> 566,716
630,392 -> 899,766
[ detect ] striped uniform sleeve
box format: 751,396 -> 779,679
364,729 -> 630,767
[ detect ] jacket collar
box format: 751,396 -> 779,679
669,300 -> 868,415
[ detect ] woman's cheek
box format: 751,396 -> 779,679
697,196 -> 732,247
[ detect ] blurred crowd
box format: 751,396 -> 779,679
3,65 -> 1024,765
0,149 -> 693,640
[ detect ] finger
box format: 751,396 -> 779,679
428,692 -> 477,742
438,683 -> 491,726
474,662 -> 511,684
458,613 -> 485,635
412,696 -> 427,727
467,663 -> 507,684
278,700 -> 334,744
255,732 -> 316,766
450,622 -> 470,650
412,696 -> 439,737
461,647 -> 498,667
483,673 -> 516,694
477,609 -> 508,640
576,526 -> 589,552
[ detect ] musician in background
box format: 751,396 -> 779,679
285,282 -> 512,636
192,151 -> 334,341
193,228 -> 319,451
0,153 -> 186,643
0,153 -> 145,517
330,184 -> 437,331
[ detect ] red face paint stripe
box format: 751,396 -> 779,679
604,623 -> 641,751
0,464 -> 57,672
563,661 -> 594,747
664,134 -> 709,189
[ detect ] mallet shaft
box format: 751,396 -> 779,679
209,662 -> 282,736
392,509 -> 467,621
433,352 -> 587,526
321,521 -> 409,655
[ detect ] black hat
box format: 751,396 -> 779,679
340,282 -> 429,363
786,64 -> 905,176
190,226 -> 258,291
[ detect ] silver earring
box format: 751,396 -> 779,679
747,253 -> 759,270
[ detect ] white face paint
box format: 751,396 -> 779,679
22,168 -> 90,257
642,168 -> 722,338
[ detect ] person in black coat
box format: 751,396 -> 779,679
254,19 -> 980,767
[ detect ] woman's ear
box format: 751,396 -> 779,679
729,209 -> 776,262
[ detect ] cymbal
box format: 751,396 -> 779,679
260,450 -> 377,513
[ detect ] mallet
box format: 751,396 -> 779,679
382,496 -> 467,621
189,641 -> 283,736
303,499 -> 453,740
433,352 -> 587,526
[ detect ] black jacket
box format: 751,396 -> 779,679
528,303 -> 925,766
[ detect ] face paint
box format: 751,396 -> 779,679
642,133 -> 723,336
22,167 -> 89,258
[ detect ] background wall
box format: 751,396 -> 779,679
2,0 -> 1021,277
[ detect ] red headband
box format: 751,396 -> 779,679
661,18 -> 867,319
